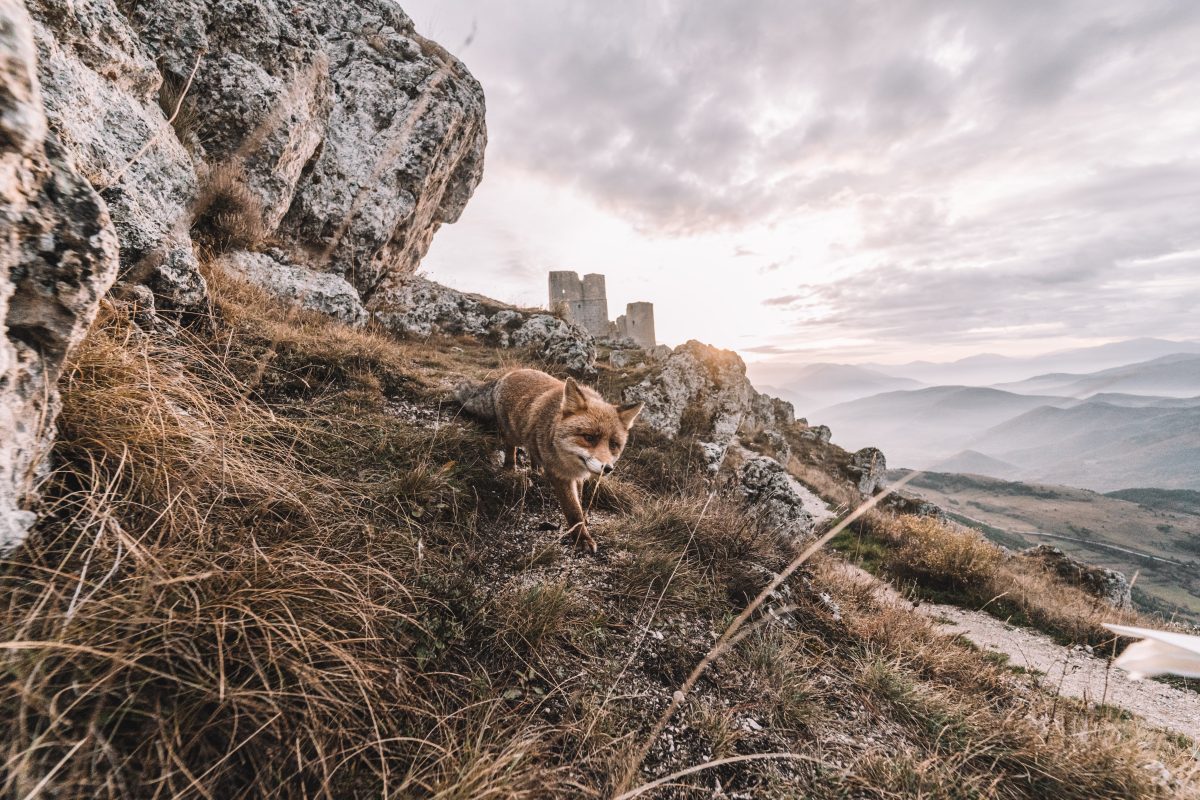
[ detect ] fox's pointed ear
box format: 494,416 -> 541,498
617,401 -> 643,428
562,378 -> 588,415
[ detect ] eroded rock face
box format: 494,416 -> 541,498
623,340 -> 795,447
124,0 -> 487,301
26,0 -> 203,309
2,0 -> 120,550
24,0 -> 485,313
214,251 -> 366,327
1023,545 -> 1133,609
849,446 -> 887,496
738,456 -> 817,542
800,424 -> 831,444
374,276 -> 596,374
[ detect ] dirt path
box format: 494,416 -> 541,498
922,602 -> 1200,738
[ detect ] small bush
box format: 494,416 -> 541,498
886,515 -> 1002,590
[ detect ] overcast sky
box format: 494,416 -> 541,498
401,0 -> 1200,364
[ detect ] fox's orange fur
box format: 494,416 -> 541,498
458,368 -> 642,551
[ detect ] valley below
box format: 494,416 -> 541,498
892,470 -> 1200,622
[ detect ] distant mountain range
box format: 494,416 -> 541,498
971,402 -> 1200,491
783,343 -> 1200,491
745,362 -> 922,410
814,386 -> 1068,466
995,354 -> 1200,398
862,337 -> 1200,386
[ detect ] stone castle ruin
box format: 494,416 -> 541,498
548,272 -> 656,348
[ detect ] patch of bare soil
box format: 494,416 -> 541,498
921,602 -> 1200,739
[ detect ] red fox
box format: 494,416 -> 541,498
457,368 -> 643,552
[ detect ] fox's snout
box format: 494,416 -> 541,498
581,454 -> 616,476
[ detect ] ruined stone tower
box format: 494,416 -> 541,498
548,271 -> 656,348
615,302 -> 656,349
548,271 -> 610,337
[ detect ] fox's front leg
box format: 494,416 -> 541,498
553,478 -> 596,553
502,444 -> 519,470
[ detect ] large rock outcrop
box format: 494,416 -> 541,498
23,0 -> 486,311
215,250 -> 366,327
1,0 -> 120,550
849,446 -> 887,496
623,340 -> 795,447
1023,545 -> 1133,609
26,0 -> 203,308
375,276 -> 596,374
121,0 -> 486,302
738,456 -> 819,542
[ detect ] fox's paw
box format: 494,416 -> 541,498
564,522 -> 597,554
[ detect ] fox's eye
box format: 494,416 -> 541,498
583,433 -> 600,445
609,440 -> 620,452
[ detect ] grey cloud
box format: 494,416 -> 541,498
404,0 -> 1200,351
763,295 -> 803,307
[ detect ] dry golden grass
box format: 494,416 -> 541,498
1,271 -> 1194,798
835,511 -> 1147,646
192,163 -> 270,254
157,72 -> 203,150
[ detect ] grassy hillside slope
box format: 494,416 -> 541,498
1,271 -> 1194,798
895,471 -> 1200,622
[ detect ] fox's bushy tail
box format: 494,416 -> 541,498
454,379 -> 499,420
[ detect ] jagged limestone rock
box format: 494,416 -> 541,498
800,424 -> 832,444
374,275 -> 492,337
623,340 -> 794,447
509,314 -> 596,376
373,276 -> 596,374
214,250 -> 366,327
26,0 -> 203,309
608,348 -> 643,369
849,446 -> 887,496
738,456 -> 817,541
1023,545 -> 1133,609
27,0 -> 485,314
1,0 -> 120,550
122,0 -> 486,301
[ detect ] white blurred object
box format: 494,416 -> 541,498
1104,624 -> 1200,680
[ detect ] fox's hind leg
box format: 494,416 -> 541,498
503,445 -> 518,469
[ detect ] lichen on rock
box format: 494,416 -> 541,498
2,0 -> 120,551
214,250 -> 367,327
622,339 -> 795,448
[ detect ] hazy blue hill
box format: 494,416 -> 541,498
927,449 -> 1023,479
1085,392 -> 1200,408
815,386 -> 1070,465
976,404 -> 1200,491
971,402 -> 1176,455
997,353 -> 1200,398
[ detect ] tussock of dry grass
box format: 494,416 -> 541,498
192,163 -> 270,253
835,511 -> 1146,646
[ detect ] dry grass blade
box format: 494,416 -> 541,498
614,751 -> 836,800
105,48 -> 205,189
